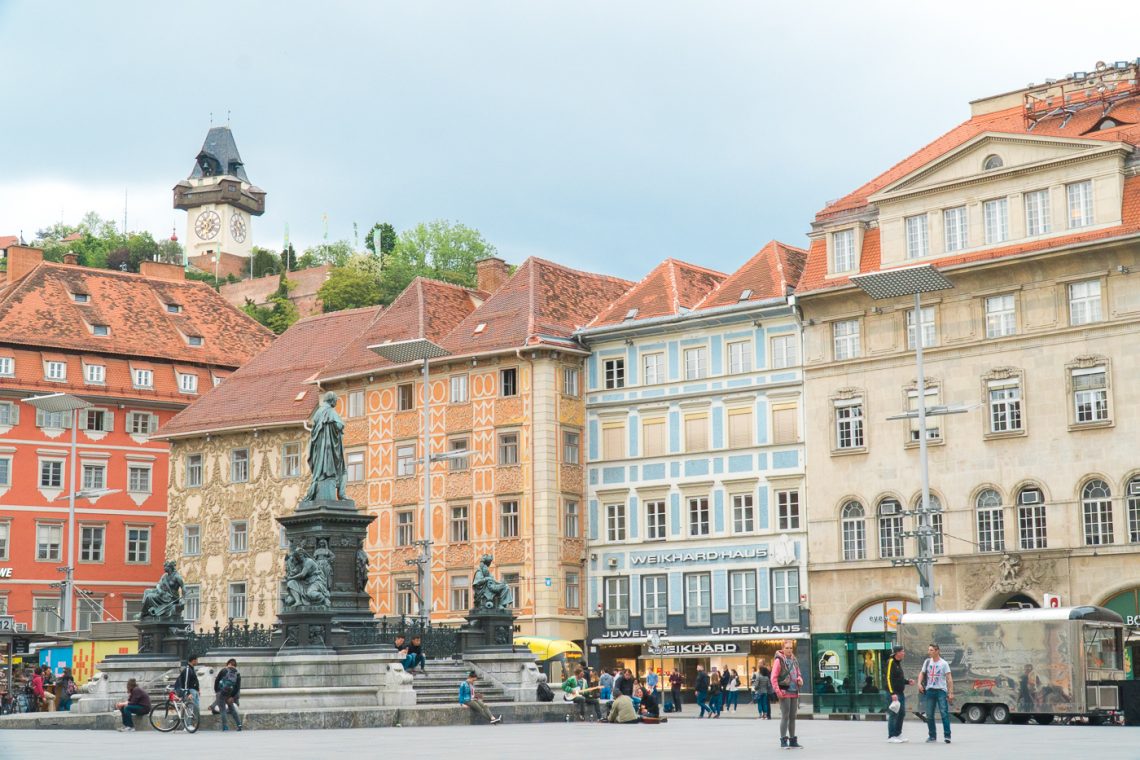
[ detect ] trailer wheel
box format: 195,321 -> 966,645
1033,714 -> 1054,725
990,704 -> 1011,724
962,704 -> 988,724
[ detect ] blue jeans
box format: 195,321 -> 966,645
120,704 -> 147,728
924,689 -> 950,739
696,690 -> 711,716
600,686 -> 612,700
888,694 -> 905,737
756,692 -> 770,717
725,690 -> 739,709
403,653 -> 425,671
711,692 -> 723,714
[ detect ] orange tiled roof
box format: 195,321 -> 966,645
158,306 -> 380,437
0,235 -> 19,250
0,262 -> 273,365
440,257 -> 634,354
587,259 -> 724,328
696,241 -> 807,309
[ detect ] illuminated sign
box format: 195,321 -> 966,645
630,546 -> 768,566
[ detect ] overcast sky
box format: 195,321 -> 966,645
1,1 -> 1137,280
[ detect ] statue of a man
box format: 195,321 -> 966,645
283,546 -> 330,608
303,391 -> 347,502
472,554 -> 513,610
140,561 -> 185,620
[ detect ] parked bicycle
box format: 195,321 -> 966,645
149,686 -> 200,733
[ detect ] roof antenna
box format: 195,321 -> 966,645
209,111 -> 213,126
226,109 -> 231,127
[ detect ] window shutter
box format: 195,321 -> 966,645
9,403 -> 17,425
602,425 -> 624,459
728,410 -> 753,448
772,406 -> 798,444
103,410 -> 115,432
642,420 -> 665,457
150,413 -> 159,433
35,408 -> 45,427
78,411 -> 89,430
685,416 -> 708,451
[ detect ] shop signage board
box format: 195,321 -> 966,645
649,642 -> 740,656
849,599 -> 918,633
630,545 -> 768,567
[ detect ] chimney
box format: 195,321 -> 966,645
63,252 -> 79,265
476,256 -> 510,295
140,260 -> 186,281
5,245 -> 44,282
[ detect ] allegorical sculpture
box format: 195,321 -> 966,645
303,391 -> 347,502
355,540 -> 369,594
140,561 -> 185,620
283,545 -> 331,608
314,538 -> 335,590
472,554 -> 513,610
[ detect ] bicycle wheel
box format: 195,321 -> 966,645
183,701 -> 200,733
149,701 -> 181,732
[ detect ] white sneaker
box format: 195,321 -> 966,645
490,716 -> 502,724
898,738 -> 909,743
888,737 -> 903,743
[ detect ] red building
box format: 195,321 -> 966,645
0,245 -> 272,632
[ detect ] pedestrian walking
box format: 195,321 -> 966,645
213,658 -> 243,731
459,671 -> 501,724
668,668 -> 683,713
56,667 -> 77,712
115,678 -> 151,732
772,639 -> 805,749
177,655 -> 201,709
599,668 -> 614,700
751,664 -> 772,719
694,664 -> 711,718
709,670 -> 723,717
886,645 -> 916,743
918,643 -> 953,744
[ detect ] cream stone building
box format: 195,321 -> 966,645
795,63 -> 1140,685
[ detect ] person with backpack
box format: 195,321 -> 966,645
213,658 -> 243,731
917,643 -> 953,744
177,656 -> 201,708
771,639 -> 805,749
56,667 -> 77,712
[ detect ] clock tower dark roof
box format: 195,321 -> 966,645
189,126 -> 251,183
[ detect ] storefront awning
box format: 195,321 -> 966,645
515,636 -> 583,661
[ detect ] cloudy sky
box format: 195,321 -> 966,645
0,1 -> 1136,280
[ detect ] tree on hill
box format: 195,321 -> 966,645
242,274 -> 300,334
377,220 -> 493,303
317,263 -> 384,313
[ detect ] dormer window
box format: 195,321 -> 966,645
187,335 -> 203,347
85,364 -> 106,384
72,292 -> 90,303
982,154 -> 1003,171
46,361 -> 66,381
179,373 -> 199,394
92,324 -> 110,337
166,303 -> 183,314
133,369 -> 154,389
832,229 -> 856,273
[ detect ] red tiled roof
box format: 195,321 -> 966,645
0,235 -> 19,250
696,241 -> 807,309
0,262 -> 273,366
317,278 -> 485,381
440,257 -> 634,354
587,259 -> 723,327
158,306 -> 380,437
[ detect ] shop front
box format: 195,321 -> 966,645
1102,588 -> 1140,679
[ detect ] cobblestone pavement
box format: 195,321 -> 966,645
0,715 -> 1132,759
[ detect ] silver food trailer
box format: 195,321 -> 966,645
897,606 -> 1125,724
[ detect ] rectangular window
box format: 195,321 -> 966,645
281,442 -> 302,478
397,510 -> 415,546
562,430 -> 580,465
563,500 -> 580,538
984,198 -> 1009,244
0,523 -> 7,561
126,526 -> 150,564
685,573 -> 711,626
346,450 -> 365,482
772,404 -> 798,445
602,423 -> 625,459
396,443 -> 417,477
76,597 -> 103,631
498,432 -> 519,465
82,408 -> 106,432
1024,189 -> 1051,236
907,387 -> 941,442
500,367 -> 518,397
36,409 -> 70,430
985,294 -> 1016,338
230,449 -> 249,483
732,493 -> 755,533
906,306 -> 936,350
228,582 -> 247,620
448,437 -> 469,471
183,585 -> 200,623
37,523 -> 62,560
1019,502 -> 1048,551
727,341 -> 752,374
772,569 -> 800,624
777,490 -> 801,530
730,570 -> 757,625
40,460 -> 63,489
450,374 -> 468,403
727,408 -> 753,448
46,360 -> 66,381
179,373 -> 198,394
1067,180 -> 1093,229
0,357 -> 12,376
606,503 -> 626,542
645,500 -> 666,540
184,525 -> 201,556
1083,492 -> 1114,546
1068,280 -> 1102,326
943,205 -> 968,252
1129,488 -> 1140,544
603,358 -> 625,389
770,334 -> 798,369
229,520 -> 248,552
0,459 -> 7,488
85,363 -> 105,384
128,412 -> 154,435
564,571 -> 581,610
450,576 -> 470,611
684,415 -> 708,452
128,465 -> 151,493
0,402 -> 15,427
79,525 -> 104,562
450,505 -> 469,542
604,577 -> 630,628
642,575 -> 667,626
835,400 -> 865,450
832,320 -> 861,360
905,214 -> 929,258
503,573 -> 520,609
1072,366 -> 1108,424
642,418 -> 666,457
642,353 -> 665,385
133,369 -> 153,388
397,587 -> 415,617
988,380 -> 1023,433
33,597 -> 61,634
683,346 -> 708,380
688,497 -> 710,536
832,228 -> 855,273
562,367 -> 579,396
977,500 -> 1005,553
500,500 -> 519,538
123,599 -> 142,621
397,383 -> 414,411
82,463 -> 106,491
186,454 -> 203,487
348,390 -> 365,417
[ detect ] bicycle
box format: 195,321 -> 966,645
149,686 -> 200,733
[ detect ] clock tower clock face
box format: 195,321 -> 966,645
194,210 -> 221,240
229,212 -> 247,243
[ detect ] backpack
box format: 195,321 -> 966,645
218,670 -> 237,695
536,681 -> 554,702
66,680 -> 78,696
775,655 -> 791,690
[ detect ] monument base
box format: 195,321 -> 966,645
464,650 -> 545,702
459,608 -> 516,652
73,654 -> 179,714
135,619 -> 190,659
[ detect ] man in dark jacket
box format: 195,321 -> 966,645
213,658 -> 243,731
886,645 -> 914,743
177,655 -> 201,708
115,678 -> 151,731
694,665 -> 711,718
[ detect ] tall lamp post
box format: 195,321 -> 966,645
24,393 -> 92,631
850,265 -> 953,613
369,338 -> 453,623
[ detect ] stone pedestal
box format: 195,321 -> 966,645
73,654 -> 179,714
459,608 -> 516,652
464,650 -> 545,702
135,619 -> 190,660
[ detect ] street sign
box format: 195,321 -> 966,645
544,577 -> 552,588
0,616 -> 15,632
1044,593 -> 1061,608
12,637 -> 29,654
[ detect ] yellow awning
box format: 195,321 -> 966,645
515,636 -> 583,661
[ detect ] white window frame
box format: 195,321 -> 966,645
79,524 -> 104,563
1018,493 -> 1047,551
984,294 -> 1016,338
183,585 -> 201,623
450,375 -> 468,403
604,576 -> 630,628
603,358 -> 625,389
684,573 -> 711,626
832,228 -> 855,273
642,353 -> 665,385
179,373 -> 198,394
564,499 -> 580,538
976,489 -> 1005,553
878,500 -> 904,559
988,379 -> 1023,434
45,360 -> 66,381
183,524 -> 201,556
281,442 -> 302,478
1067,180 -> 1093,229
228,582 -> 247,620
906,306 -> 936,350
688,496 -> 710,537
841,501 -> 866,561
186,454 -> 203,487
450,505 -> 469,543
905,214 -> 929,259
128,411 -> 154,436
832,320 -> 860,361
727,340 -> 752,374
229,520 -> 248,552
36,522 -> 62,561
983,197 -> 1009,244
0,357 -> 12,376
346,450 -> 365,482
772,569 -> 800,624
125,525 -> 151,564
642,575 -> 667,626
562,367 -> 579,396
230,448 -> 249,483
450,575 -> 470,611
448,437 -> 469,471
127,464 -> 152,494
834,399 -> 865,451
500,367 -> 518,397
498,432 -> 519,465
732,493 -> 754,533
943,205 -> 968,253
683,346 -> 708,380
729,570 -> 757,625
39,458 -> 64,489
500,500 -> 520,538
82,463 -> 106,491
1024,188 -> 1051,236
397,384 -> 414,411
770,334 -> 798,369
777,490 -> 801,530
562,429 -> 580,465
1068,280 -> 1102,326
1081,480 -> 1114,546
348,390 -> 365,417
396,443 -> 417,477
645,500 -> 666,540
1071,366 -> 1108,424
84,363 -> 105,384
396,510 -> 415,546
606,502 -> 626,542
132,368 -> 153,389
564,571 -> 581,610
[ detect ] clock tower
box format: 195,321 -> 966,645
173,127 -> 266,267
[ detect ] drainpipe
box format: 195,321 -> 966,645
517,347 -> 539,637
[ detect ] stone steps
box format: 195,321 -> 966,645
409,660 -> 509,705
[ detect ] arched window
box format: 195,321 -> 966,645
878,498 -> 904,559
983,154 -> 1003,171
976,489 -> 1005,553
1016,485 -> 1047,550
914,494 -> 944,555
1081,479 -> 1114,545
840,501 -> 866,561
1127,477 -> 1140,543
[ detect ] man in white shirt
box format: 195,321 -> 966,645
917,643 -> 954,744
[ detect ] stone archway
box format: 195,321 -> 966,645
988,592 -> 1039,609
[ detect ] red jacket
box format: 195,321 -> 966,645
31,675 -> 44,697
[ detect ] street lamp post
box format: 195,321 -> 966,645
851,265 -> 953,613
